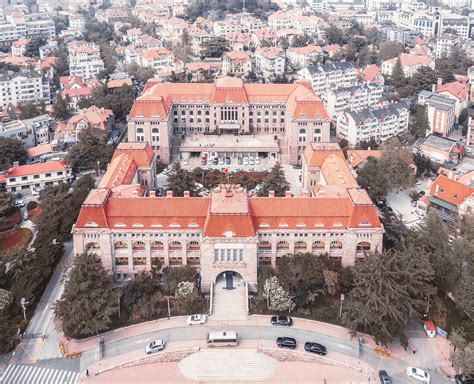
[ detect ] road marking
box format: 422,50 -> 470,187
136,338 -> 150,344
42,304 -> 49,316
337,344 -> 352,350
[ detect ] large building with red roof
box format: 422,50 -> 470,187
127,76 -> 330,165
73,143 -> 383,291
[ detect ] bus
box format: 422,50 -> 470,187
206,331 -> 238,348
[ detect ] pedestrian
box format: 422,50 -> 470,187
324,379 -> 326,384
86,369 -> 89,377
413,346 -> 417,354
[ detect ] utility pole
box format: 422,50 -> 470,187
118,297 -> 121,318
338,293 -> 345,318
164,296 -> 174,319
20,298 -> 29,320
97,160 -> 100,177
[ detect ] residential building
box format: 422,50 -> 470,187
436,34 -> 460,59
466,117 -> 474,149
337,102 -> 410,146
254,48 -> 286,80
0,69 -> 51,105
325,82 -> 383,119
418,91 -> 456,137
222,51 -> 251,77
2,161 -> 72,193
356,64 -> 384,86
419,134 -> 464,164
73,147 -> 383,288
59,75 -> 97,110
286,45 -> 323,70
11,39 -> 29,56
127,76 -> 330,165
187,27 -> 212,56
68,40 -> 105,80
38,39 -> 58,60
381,53 -> 435,78
0,12 -> 55,46
123,36 -> 163,65
435,80 -> 469,120
298,62 -> 357,101
136,48 -> 175,73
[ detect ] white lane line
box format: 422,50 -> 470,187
337,344 -> 352,350
135,339 -> 150,344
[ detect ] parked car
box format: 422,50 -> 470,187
14,192 -> 23,199
243,158 -> 249,165
15,199 -> 26,208
271,316 -> 292,326
201,157 -> 207,166
255,157 -> 260,165
238,158 -> 243,165
249,157 -> 255,165
418,191 -> 425,198
379,370 -> 392,384
213,158 -> 219,165
406,367 -> 430,383
145,339 -> 165,354
225,157 -> 231,165
276,337 -> 296,349
455,374 -> 474,384
187,314 -> 207,325
31,188 -> 40,196
219,157 -> 225,165
292,164 -> 302,169
304,342 -> 326,355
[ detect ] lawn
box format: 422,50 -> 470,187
0,228 -> 32,256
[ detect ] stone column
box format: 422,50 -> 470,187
289,240 -> 295,256
128,240 -> 134,271
271,240 -> 277,268
164,241 -> 170,267
145,241 -> 151,269
182,243 -> 187,266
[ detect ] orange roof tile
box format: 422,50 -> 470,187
26,143 -> 53,158
347,150 -> 383,169
320,154 -> 357,188
436,81 -> 468,101
113,142 -> 154,167
429,174 -> 473,207
6,161 -> 66,178
203,214 -> 255,237
304,143 -> 345,167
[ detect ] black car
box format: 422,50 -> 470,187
271,316 -> 293,326
455,374 -> 474,384
304,342 -> 326,355
379,370 -> 392,384
276,337 -> 296,349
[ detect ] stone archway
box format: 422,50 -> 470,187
215,270 -> 244,290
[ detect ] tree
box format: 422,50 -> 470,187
379,139 -> 415,191
165,161 -> 198,197
52,94 -> 72,120
343,248 -> 434,346
450,328 -> 474,373
174,281 -> 202,313
161,265 -> 198,296
291,34 -> 313,48
89,85 -> 136,121
356,157 -> 389,201
413,103 -> 431,138
258,162 -> 289,197
0,137 -> 27,170
325,25 -> 346,45
391,56 -> 407,89
413,153 -> 433,177
409,66 -> 438,93
121,271 -> 162,320
0,193 -> 15,217
24,38 -> 46,58
323,269 -> 339,296
17,101 -> 45,119
65,128 -> 115,172
125,63 -> 155,84
54,252 -> 120,338
378,42 -> 404,61
263,276 -> 296,312
201,37 -> 229,59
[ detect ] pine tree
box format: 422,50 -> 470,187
391,56 -> 407,89
165,161 -> 197,197
258,162 -> 290,197
52,94 -> 72,120
342,248 -> 434,346
53,252 -> 120,338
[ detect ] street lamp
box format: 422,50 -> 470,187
20,297 -> 29,320
338,293 -> 345,319
164,296 -> 174,319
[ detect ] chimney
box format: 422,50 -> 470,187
183,191 -> 190,197
149,190 -> 156,197
431,84 -> 436,93
268,191 -> 275,197
437,77 -> 443,86
166,191 -> 173,197
285,191 -> 292,197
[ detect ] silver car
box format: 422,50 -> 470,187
145,339 -> 165,354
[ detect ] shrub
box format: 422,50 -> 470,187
26,201 -> 38,211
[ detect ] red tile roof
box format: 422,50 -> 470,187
429,174 -> 473,207
6,161 -> 66,178
436,81 -> 468,102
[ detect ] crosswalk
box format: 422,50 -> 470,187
0,364 -> 79,384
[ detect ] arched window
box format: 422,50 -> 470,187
294,241 -> 307,251
152,128 -> 159,133
169,241 -> 182,250
132,240 -> 146,250
85,242 -> 100,253
330,240 -> 343,249
114,241 -> 128,249
356,242 -> 371,252
276,241 -> 290,250
187,241 -> 200,250
312,240 -> 325,250
258,241 -> 271,250
137,128 -> 144,133
150,241 -> 164,250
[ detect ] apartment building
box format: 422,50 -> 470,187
325,82 -> 383,119
435,34 -> 460,59
222,51 -> 251,77
123,36 -> 163,65
418,91 -> 456,137
136,48 -> 175,73
381,53 -> 435,78
68,41 -> 105,80
11,39 -> 29,56
0,114 -> 52,149
467,117 -> 474,149
254,48 -> 286,80
337,102 -> 410,146
127,76 -> 330,165
298,62 -> 357,101
0,70 -> 51,105
0,13 -> 55,46
73,145 -> 383,288
286,45 -> 323,70
2,161 -> 72,193
435,81 -> 469,120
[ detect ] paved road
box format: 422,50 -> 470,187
80,324 -> 450,384
11,241 -> 75,364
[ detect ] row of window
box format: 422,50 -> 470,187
9,171 -> 64,183
214,248 -> 244,262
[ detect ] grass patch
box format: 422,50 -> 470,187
0,228 -> 32,256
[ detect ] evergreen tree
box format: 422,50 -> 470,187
0,137 -> 27,170
258,162 -> 289,197
121,271 -> 162,320
414,104 -> 431,138
343,248 -> 434,346
165,162 -> 197,197
52,94 -> 72,120
391,56 -> 407,89
54,252 -> 120,338
356,157 -> 389,201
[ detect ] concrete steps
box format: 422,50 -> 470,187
212,280 -> 247,321
179,349 -> 278,381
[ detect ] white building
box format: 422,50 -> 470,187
0,13 -> 55,46
68,41 -> 105,80
254,47 -> 286,80
136,48 -> 175,73
337,102 -> 410,145
0,70 -> 51,105
286,45 -> 323,70
298,62 -> 357,101
381,53 -> 435,78
0,114 -> 52,149
325,82 -> 384,119
435,34 -> 460,59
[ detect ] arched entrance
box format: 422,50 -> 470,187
215,271 -> 244,290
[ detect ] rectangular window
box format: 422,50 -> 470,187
239,249 -> 243,261
214,249 -> 219,261
45,173 -> 51,177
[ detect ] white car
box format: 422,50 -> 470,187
145,339 -> 165,354
406,367 -> 430,383
15,199 -> 26,208
187,314 -> 207,325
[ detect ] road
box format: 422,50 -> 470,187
11,241 -> 75,364
80,324 -> 450,384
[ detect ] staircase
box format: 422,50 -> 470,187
179,350 -> 278,381
211,275 -> 248,321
